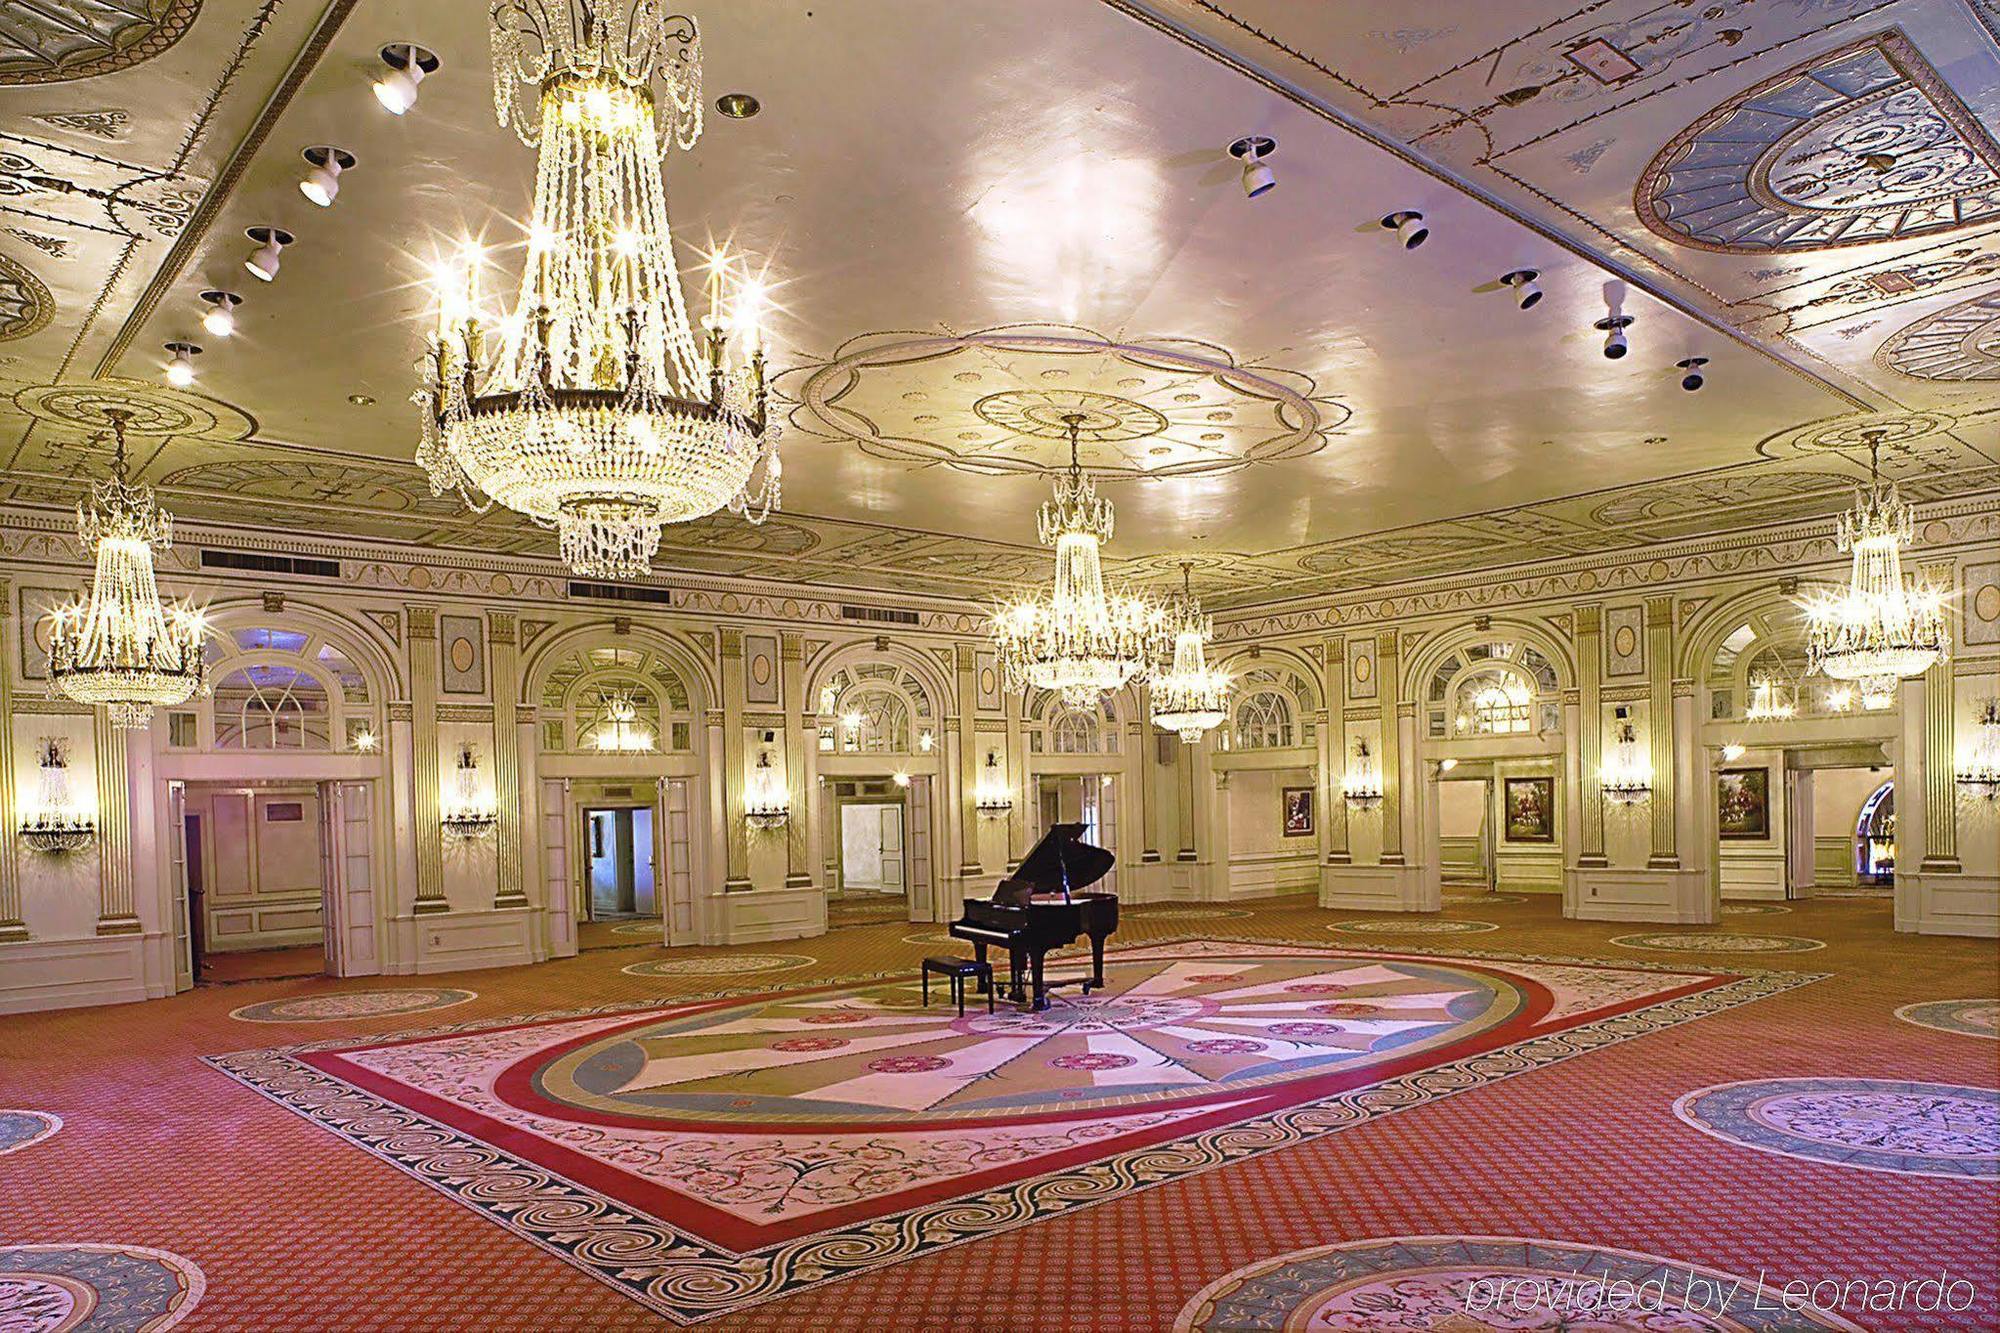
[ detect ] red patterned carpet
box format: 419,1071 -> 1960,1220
1,893 -> 1994,1330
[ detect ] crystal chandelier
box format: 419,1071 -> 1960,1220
18,738 -> 96,855
1599,711 -> 1652,806
1958,699 -> 2000,801
1342,739 -> 1384,809
744,750 -> 789,830
591,689 -> 654,752
1801,431 -> 1948,689
992,414 -> 1165,707
47,408 -> 207,728
1151,561 -> 1230,743
418,2 -> 778,580
440,744 -> 498,837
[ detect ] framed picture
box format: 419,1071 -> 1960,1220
1503,776 -> 1555,843
1282,786 -> 1315,838
1717,767 -> 1771,840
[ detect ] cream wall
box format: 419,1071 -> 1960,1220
1,489 -> 1994,1012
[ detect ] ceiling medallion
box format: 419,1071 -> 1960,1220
1799,430 -> 1949,696
992,414 -> 1165,707
46,408 -> 208,729
0,251 -> 53,341
1150,561 -> 1230,743
417,2 -> 778,581
1877,290 -> 2000,381
783,325 -> 1345,479
1637,34 -> 2000,252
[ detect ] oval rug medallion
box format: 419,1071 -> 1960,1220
230,988 -> 477,1023
1173,1235 -> 1866,1330
1442,892 -> 1526,905
0,1110 -> 60,1156
1721,903 -> 1792,916
1895,999 -> 1999,1040
1329,919 -> 1498,936
1674,1078 -> 2000,1179
1612,932 -> 1825,953
611,921 -> 667,937
1125,907 -> 1252,921
622,953 -> 814,977
0,1243 -> 206,1331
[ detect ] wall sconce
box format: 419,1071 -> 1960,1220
350,725 -> 380,754
19,737 -> 95,854
1342,739 -> 1384,810
745,750 -> 790,830
1958,699 -> 2000,801
1600,707 -> 1652,806
973,752 -> 1013,816
1721,743 -> 1746,763
440,743 -> 497,837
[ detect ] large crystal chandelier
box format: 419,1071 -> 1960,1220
417,1 -> 778,580
47,409 -> 207,728
992,414 -> 1164,707
1151,561 -> 1229,742
1801,432 -> 1947,692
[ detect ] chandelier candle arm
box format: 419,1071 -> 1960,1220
419,4 -> 779,580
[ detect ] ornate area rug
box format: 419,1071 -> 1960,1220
206,937 -> 1816,1324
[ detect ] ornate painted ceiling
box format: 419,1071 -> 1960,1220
0,0 -> 1995,609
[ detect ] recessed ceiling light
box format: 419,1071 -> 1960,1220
375,42 -> 440,115
1227,135 -> 1276,199
348,393 -> 376,406
299,145 -> 356,207
163,341 -> 202,387
243,225 -> 293,282
198,290 -> 242,337
716,92 -> 760,118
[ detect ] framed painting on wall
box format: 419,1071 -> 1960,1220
1503,776 -> 1555,843
1717,767 -> 1771,840
1282,786 -> 1315,837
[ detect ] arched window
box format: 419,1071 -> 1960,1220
214,660 -> 333,750
815,663 -> 933,755
1703,607 -> 1865,720
1427,642 -> 1560,739
194,621 -> 375,752
1051,708 -> 1100,754
1233,690 -> 1295,748
540,644 -> 694,752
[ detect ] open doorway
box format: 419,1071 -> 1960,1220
832,800 -> 905,928
182,783 -> 327,983
1791,764 -> 1896,898
1033,774 -> 1117,893
579,805 -> 657,949
1856,781 -> 1896,888
1437,776 -> 1493,888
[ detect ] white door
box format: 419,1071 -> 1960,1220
168,781 -> 191,991
320,784 -> 342,976
879,806 -> 904,892
541,778 -> 575,956
331,780 -> 379,976
663,777 -> 695,944
1097,777 -> 1118,894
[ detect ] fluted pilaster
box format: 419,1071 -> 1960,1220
408,606 -> 446,913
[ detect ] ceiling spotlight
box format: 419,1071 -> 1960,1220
1595,314 -> 1634,359
163,341 -> 201,387
1381,210 -> 1428,249
198,290 -> 241,338
1498,268 -> 1542,310
299,145 -> 355,207
715,91 -> 760,119
1676,355 -> 1709,391
242,226 -> 293,282
1227,135 -> 1277,199
374,42 -> 439,115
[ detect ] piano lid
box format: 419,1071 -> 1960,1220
1004,822 -> 1114,898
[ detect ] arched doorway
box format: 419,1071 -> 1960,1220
1856,781 -> 1896,889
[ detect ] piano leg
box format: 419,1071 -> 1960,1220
1030,950 -> 1049,1011
1086,930 -> 1108,994
971,939 -> 991,992
1009,947 -> 1028,1005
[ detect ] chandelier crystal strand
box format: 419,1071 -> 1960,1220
420,3 -> 776,580
1801,432 -> 1948,686
47,409 -> 207,729
992,415 -> 1164,708
1151,561 -> 1229,742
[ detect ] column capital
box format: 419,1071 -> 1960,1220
488,611 -> 517,646
1575,603 -> 1602,635
405,605 -> 438,640
720,628 -> 744,658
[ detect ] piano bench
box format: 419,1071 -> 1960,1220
921,956 -> 995,1016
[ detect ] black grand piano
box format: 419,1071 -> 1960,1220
950,822 -> 1118,1010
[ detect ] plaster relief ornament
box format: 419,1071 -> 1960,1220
417,1 -> 779,580
46,408 -> 207,728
